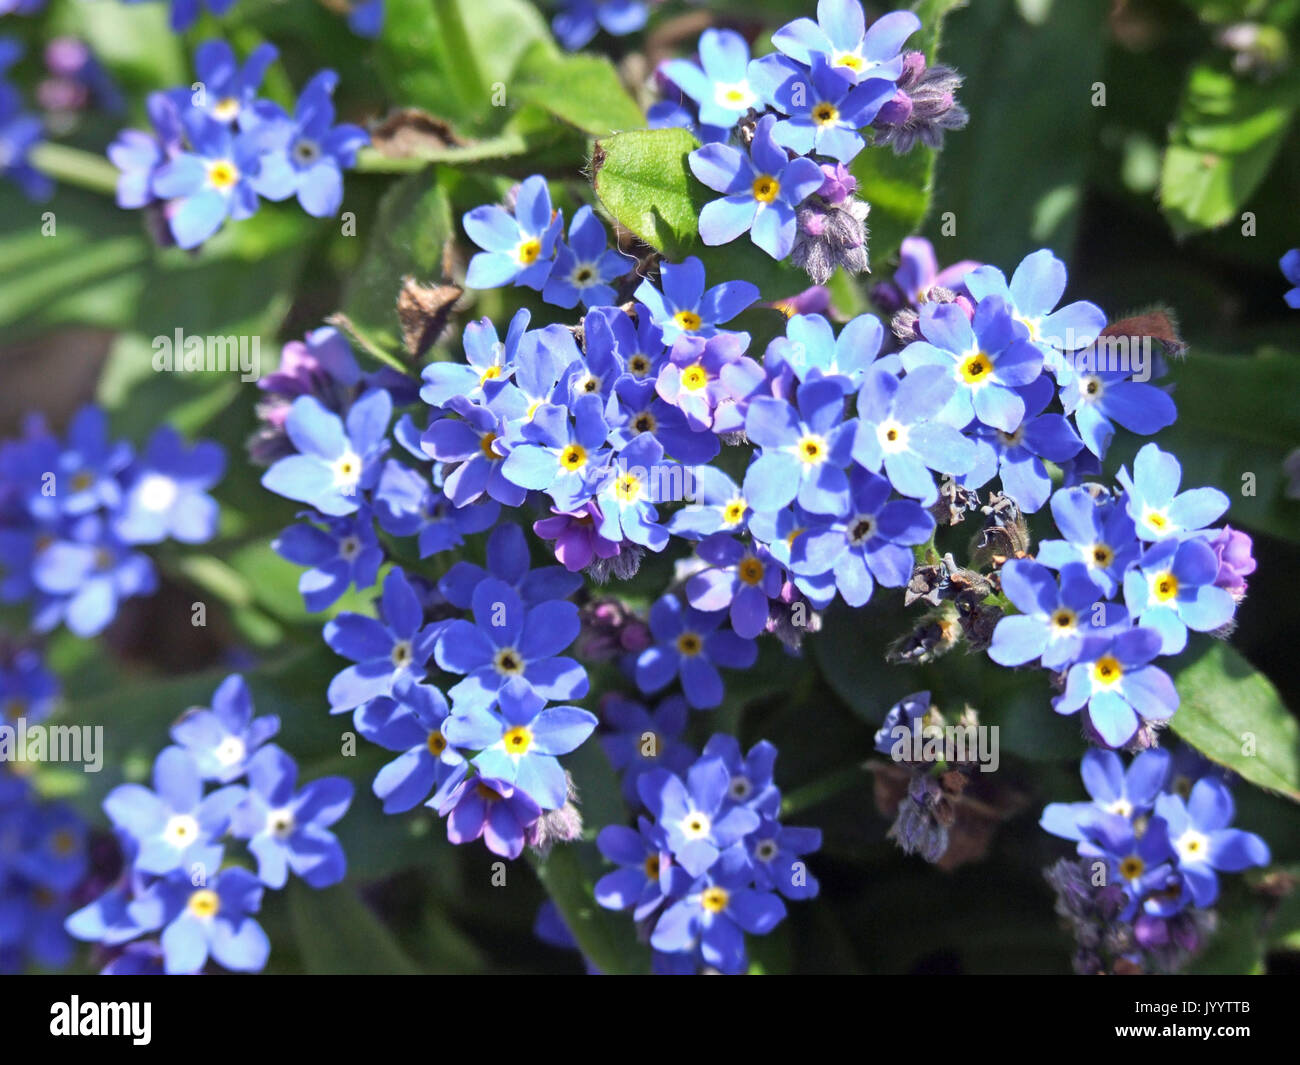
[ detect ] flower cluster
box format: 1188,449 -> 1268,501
646,4 -> 967,278
0,38 -> 52,200
66,675 -> 353,975
0,406 -> 224,637
595,735 -> 820,974
108,40 -> 368,250
1040,746 -> 1269,974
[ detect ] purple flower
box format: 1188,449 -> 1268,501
1205,524 -> 1255,597
437,776 -> 540,859
355,679 -> 468,813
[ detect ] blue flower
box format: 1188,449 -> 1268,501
851,363 -> 976,505
324,568 -> 442,712
44,404 -> 131,519
748,818 -> 822,899
772,2 -> 919,83
595,818 -> 690,920
901,298 -> 1045,433
634,256 -> 759,344
638,758 -> 762,877
420,309 -> 530,408
437,775 -> 540,859
434,577 -> 587,712
113,425 -> 224,544
347,0 -> 384,37
690,114 -> 826,260
1281,248 -> 1300,308
592,432 -> 676,552
246,70 -> 368,217
1040,747 -> 1173,843
749,52 -> 897,162
803,467 -> 933,607
0,101 -> 51,201
743,380 -> 855,515
1122,536 -> 1236,654
542,204 -> 630,309
1053,627 -> 1179,748
273,507 -> 383,611
229,745 -> 352,889
438,522 -> 582,611
261,389 -> 391,516
686,534 -> 785,638
169,674 -> 280,784
422,394 -> 529,509
650,844 -> 785,974
1061,366 -> 1177,459
964,249 -> 1107,383
1117,443 -> 1229,542
701,734 -> 782,816
1074,810 -> 1178,920
655,332 -> 751,432
659,28 -> 759,130
599,693 -> 695,803
609,376 -> 720,465
29,520 -> 158,637
463,176 -> 563,291
500,394 -> 611,511
150,110 -> 263,249
766,311 -> 888,393
634,595 -> 758,710
103,747 -> 243,877
666,466 -> 752,540
356,679 -> 468,813
444,676 -> 597,809
1036,485 -> 1141,598
552,0 -> 648,51
1155,778 -> 1270,906
127,867 -> 269,975
372,460 -> 501,558
873,690 -> 930,754
128,0 -> 239,34
177,40 -> 277,127
989,559 -> 1118,671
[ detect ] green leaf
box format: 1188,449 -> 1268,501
924,0 -> 1110,266
513,41 -> 644,137
1116,348 -> 1300,545
287,882 -> 423,974
592,127 -> 703,258
1171,639 -> 1300,802
377,0 -> 553,135
341,169 -> 455,359
1160,62 -> 1300,236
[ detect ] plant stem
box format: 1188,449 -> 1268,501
781,763 -> 871,817
28,142 -> 120,197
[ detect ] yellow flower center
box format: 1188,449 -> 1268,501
616,473 -> 642,503
700,886 -> 730,913
516,238 -> 542,265
479,431 -> 499,460
796,433 -> 828,465
835,53 -> 864,72
752,175 -> 780,203
1119,856 -> 1144,880
207,160 -> 239,190
479,365 -> 502,385
738,557 -> 765,585
187,889 -> 220,919
559,444 -> 587,471
812,102 -> 839,126
673,310 -> 703,333
722,499 -> 747,525
427,731 -> 447,755
1050,608 -> 1077,631
503,725 -> 533,755
676,632 -> 703,657
1092,655 -> 1123,687
680,363 -> 709,391
1143,508 -> 1170,533
959,352 -> 993,384
1153,573 -> 1179,602
1090,543 -> 1114,568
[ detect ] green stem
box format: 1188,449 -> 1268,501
28,142 -> 121,197
781,764 -> 871,817
527,844 -> 650,975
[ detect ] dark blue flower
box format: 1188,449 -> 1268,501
634,595 -> 758,710
273,507 -> 383,612
127,866 -> 268,975
1155,778 -> 1270,906
355,679 -> 468,813
542,205 -> 629,309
